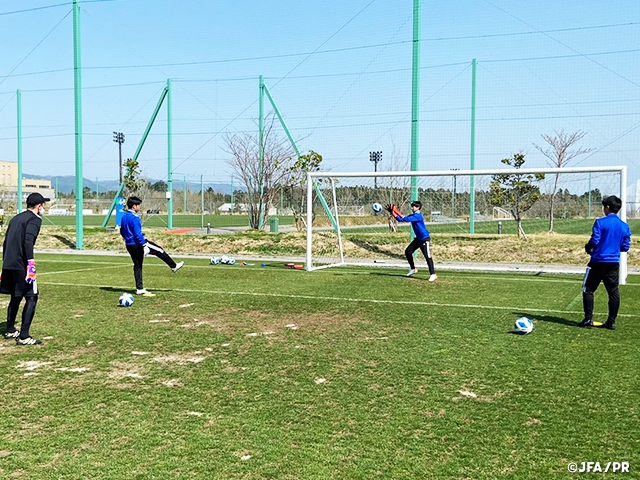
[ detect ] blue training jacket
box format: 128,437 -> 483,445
395,211 -> 430,241
586,212 -> 631,263
120,210 -> 147,246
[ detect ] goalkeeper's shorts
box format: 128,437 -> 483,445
0,269 -> 38,297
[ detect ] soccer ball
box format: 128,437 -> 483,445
118,293 -> 134,307
372,202 -> 383,213
514,316 -> 533,334
210,256 -> 221,265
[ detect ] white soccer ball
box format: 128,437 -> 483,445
210,256 -> 221,265
514,316 -> 533,334
227,257 -> 236,265
119,293 -> 134,307
372,202 -> 383,213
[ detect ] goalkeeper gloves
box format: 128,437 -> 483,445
26,260 -> 37,284
385,204 -> 403,218
585,243 -> 593,255
385,204 -> 403,217
143,244 -> 150,257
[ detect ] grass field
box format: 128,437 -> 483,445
1,254 -> 639,479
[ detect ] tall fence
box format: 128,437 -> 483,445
0,3 -> 638,228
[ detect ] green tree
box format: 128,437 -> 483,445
150,180 -> 167,192
490,153 -> 545,240
123,158 -> 146,197
286,150 -> 323,230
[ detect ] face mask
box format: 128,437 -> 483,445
38,205 -> 45,216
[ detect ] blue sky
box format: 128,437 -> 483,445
0,0 -> 638,188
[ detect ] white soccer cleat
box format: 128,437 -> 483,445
428,274 -> 438,282
136,288 -> 156,297
172,261 -> 184,273
406,268 -> 418,277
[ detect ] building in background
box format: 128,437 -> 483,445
0,160 -> 56,206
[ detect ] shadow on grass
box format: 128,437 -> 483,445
369,270 -> 407,277
52,235 -> 76,249
513,312 -> 579,327
99,286 -> 173,294
348,238 -> 405,261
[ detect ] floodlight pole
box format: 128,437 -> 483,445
113,132 -> 125,184
369,151 -> 382,189
73,0 -> 84,249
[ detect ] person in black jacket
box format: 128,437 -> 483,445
1,193 -> 49,345
578,195 -> 631,330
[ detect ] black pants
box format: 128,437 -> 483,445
6,295 -> 38,339
126,240 -> 177,290
1,269 -> 38,339
582,262 -> 620,322
405,238 -> 435,274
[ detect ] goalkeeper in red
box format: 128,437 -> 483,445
386,201 -> 437,281
120,196 -> 183,297
578,195 -> 631,330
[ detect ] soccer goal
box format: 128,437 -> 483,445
305,165 -> 628,282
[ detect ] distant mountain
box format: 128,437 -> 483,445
23,174 -> 234,195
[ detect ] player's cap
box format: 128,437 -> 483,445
26,192 -> 50,205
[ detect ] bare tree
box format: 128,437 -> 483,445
383,141 -> 411,232
534,130 -> 594,233
224,115 -> 296,229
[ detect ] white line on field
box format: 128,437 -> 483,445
39,264 -> 128,276
43,281 -> 637,318
564,293 -> 584,311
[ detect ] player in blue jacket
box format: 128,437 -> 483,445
120,196 -> 183,297
579,195 -> 631,330
387,201 -> 437,281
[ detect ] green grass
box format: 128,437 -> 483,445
1,254 -> 639,478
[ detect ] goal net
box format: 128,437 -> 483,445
305,166 -> 628,282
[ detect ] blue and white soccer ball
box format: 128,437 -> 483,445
210,256 -> 222,265
372,202 -> 383,213
514,316 -> 533,334
119,293 -> 134,307
220,254 -> 236,265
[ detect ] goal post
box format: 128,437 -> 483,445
305,165 -> 628,283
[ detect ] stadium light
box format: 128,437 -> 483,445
369,151 -> 382,188
113,131 -> 125,184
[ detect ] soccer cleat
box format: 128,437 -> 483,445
16,336 -> 42,346
136,289 -> 156,297
172,261 -> 184,273
578,318 -> 594,328
3,331 -> 20,339
406,268 -> 418,277
603,319 -> 616,330
428,274 -> 438,282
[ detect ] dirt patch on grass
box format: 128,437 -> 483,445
188,307 -> 369,339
